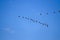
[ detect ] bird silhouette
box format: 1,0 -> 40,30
35,20 -> 38,23
53,11 -> 56,14
42,23 -> 45,25
38,21 -> 42,24
44,24 -> 48,27
58,10 -> 60,13
46,13 -> 48,15
30,19 -> 35,22
18,16 -> 20,17
45,24 -> 48,27
22,16 -> 24,18
40,13 -> 42,15
25,17 -> 29,20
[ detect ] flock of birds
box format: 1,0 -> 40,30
18,10 -> 60,28
18,16 -> 48,27
40,10 -> 60,15
0,10 -> 59,35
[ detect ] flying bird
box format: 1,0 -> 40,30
22,16 -> 24,18
38,21 -> 42,24
58,10 -> 60,13
25,17 -> 29,20
35,20 -> 38,23
40,13 -> 42,15
46,13 -> 48,15
30,19 -> 35,22
44,24 -> 48,27
42,23 -> 45,25
53,11 -> 56,14
18,16 -> 20,17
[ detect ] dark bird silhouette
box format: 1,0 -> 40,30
18,16 -> 20,17
58,10 -> 60,13
35,20 -> 38,23
40,13 -> 42,15
44,24 -> 48,27
30,19 -> 35,22
46,13 -> 48,15
38,21 -> 42,24
22,16 -> 24,18
53,11 -> 56,14
45,24 -> 48,27
42,23 -> 45,25
25,17 -> 29,20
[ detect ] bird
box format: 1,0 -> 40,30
35,20 -> 38,23
53,11 -> 56,14
38,21 -> 42,24
46,24 -> 48,27
30,19 -> 35,22
40,13 -> 42,15
42,23 -> 45,25
22,16 -> 24,18
25,17 -> 29,20
18,16 -> 20,17
44,24 -> 48,27
46,13 -> 48,15
58,10 -> 60,13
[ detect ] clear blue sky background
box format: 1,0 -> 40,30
0,0 -> 60,40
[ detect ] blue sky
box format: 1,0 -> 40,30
0,0 -> 60,40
